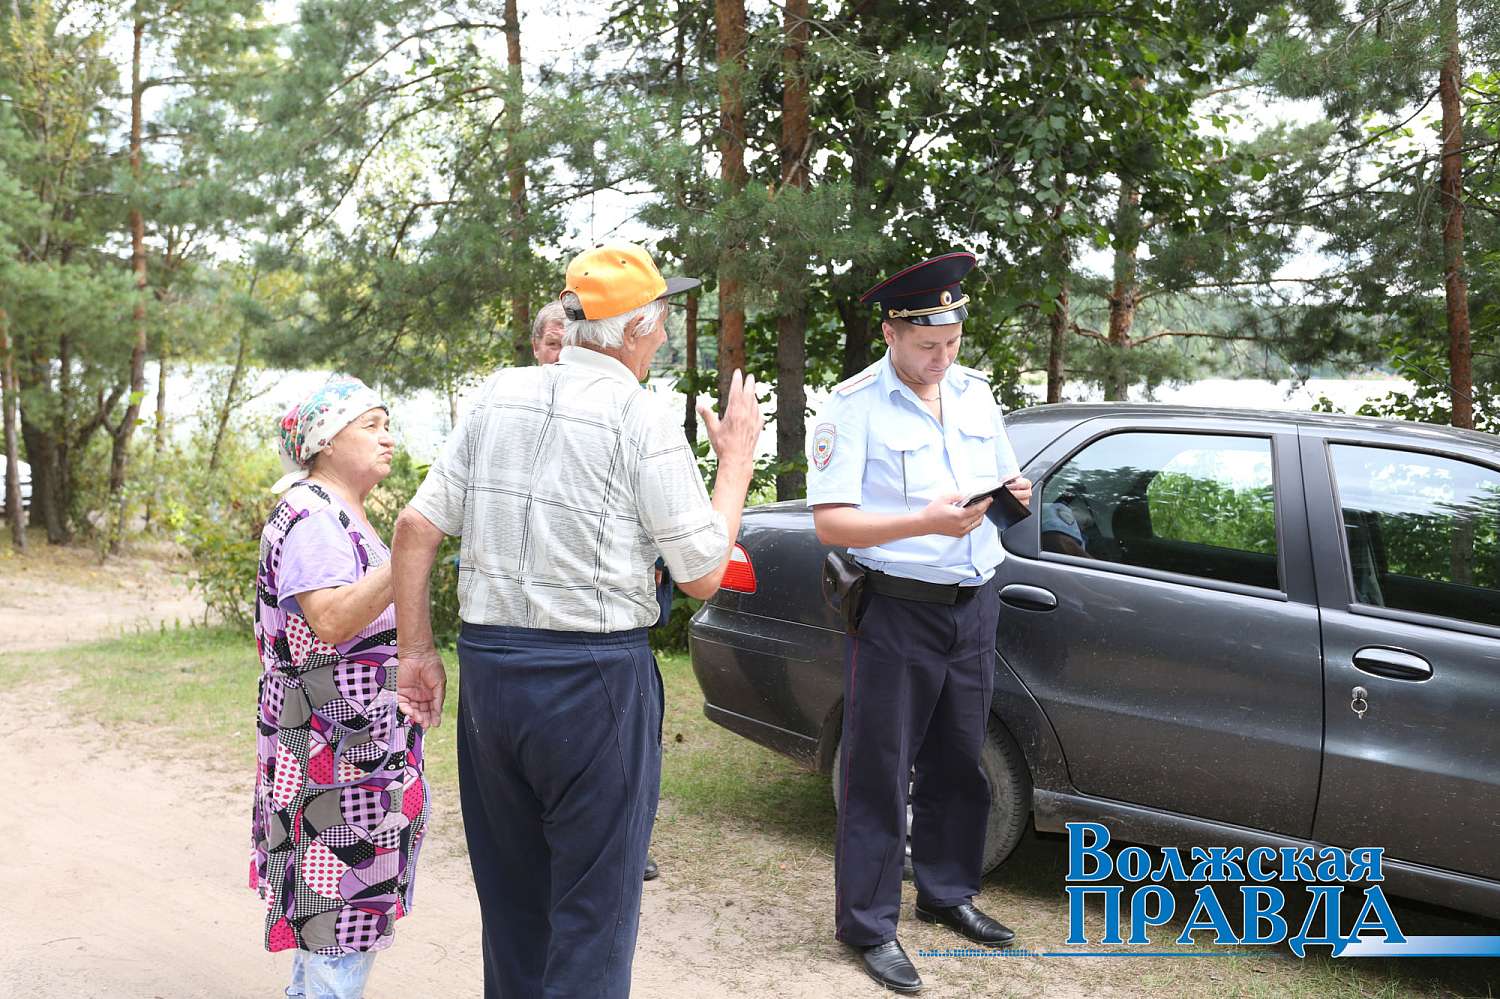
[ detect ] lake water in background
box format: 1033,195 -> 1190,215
144,364 -> 1417,466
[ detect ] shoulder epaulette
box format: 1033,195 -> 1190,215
832,362 -> 882,397
955,363 -> 992,383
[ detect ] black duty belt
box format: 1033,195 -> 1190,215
863,569 -> 984,606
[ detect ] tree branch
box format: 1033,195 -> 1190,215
327,22 -> 509,100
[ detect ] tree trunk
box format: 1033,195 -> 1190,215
143,347 -> 168,529
775,0 -> 810,501
1,308 -> 25,551
19,417 -> 65,544
107,9 -> 151,554
1046,294 -> 1069,404
673,0 -> 695,447
209,324 -> 251,473
837,6 -> 880,381
837,300 -> 874,379
1104,180 -> 1140,402
504,0 -> 531,368
684,291 -> 699,444
36,341 -> 70,544
776,312 -> 807,499
1439,0 -> 1473,430
715,0 -> 748,408
1046,211 -> 1071,405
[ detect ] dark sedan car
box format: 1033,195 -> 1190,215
689,404 -> 1500,919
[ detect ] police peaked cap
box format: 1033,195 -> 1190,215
860,251 -> 977,326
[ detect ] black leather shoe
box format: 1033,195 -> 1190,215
643,855 -> 659,881
914,902 -> 1014,945
855,939 -> 922,993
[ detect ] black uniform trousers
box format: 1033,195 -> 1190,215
834,580 -> 999,947
456,623 -> 663,998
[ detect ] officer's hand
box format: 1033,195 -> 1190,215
1005,476 -> 1033,507
698,369 -> 762,470
923,493 -> 989,538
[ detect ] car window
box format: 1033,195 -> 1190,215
1329,444 -> 1500,628
1040,432 -> 1280,590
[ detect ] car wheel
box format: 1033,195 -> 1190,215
976,715 -> 1031,873
831,715 -> 1031,876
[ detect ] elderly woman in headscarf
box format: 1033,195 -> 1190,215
249,377 -> 428,999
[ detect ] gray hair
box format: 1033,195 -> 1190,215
532,300 -> 568,343
559,292 -> 666,350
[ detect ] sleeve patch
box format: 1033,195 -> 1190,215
812,423 -> 837,470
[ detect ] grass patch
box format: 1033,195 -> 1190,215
6,624 -> 464,795
654,650 -> 837,897
657,650 -> 832,838
3,627 -> 829,850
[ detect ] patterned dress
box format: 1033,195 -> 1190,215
249,481 -> 427,955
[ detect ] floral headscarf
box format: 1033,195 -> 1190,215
270,377 -> 388,493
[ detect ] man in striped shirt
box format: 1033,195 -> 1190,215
392,243 -> 762,999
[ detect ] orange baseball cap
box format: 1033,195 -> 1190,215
561,243 -> 701,321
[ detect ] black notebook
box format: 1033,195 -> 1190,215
960,478 -> 1032,530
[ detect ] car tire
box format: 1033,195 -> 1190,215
831,715 -> 1031,876
977,715 -> 1031,874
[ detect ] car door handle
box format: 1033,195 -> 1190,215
999,584 -> 1057,611
1352,646 -> 1433,682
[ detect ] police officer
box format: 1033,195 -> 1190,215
807,252 -> 1032,993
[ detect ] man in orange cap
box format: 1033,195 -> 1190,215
392,242 -> 763,998
531,283 -> 664,886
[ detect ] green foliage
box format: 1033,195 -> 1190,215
1250,1 -> 1500,426
1315,329 -> 1499,433
367,452 -> 462,648
0,0 -> 281,542
167,428 -> 280,626
1383,504 -> 1500,591
11,0 -> 1499,557
650,593 -> 703,655
162,435 -> 465,646
1148,472 -> 1278,554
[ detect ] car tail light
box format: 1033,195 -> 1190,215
720,542 -> 758,593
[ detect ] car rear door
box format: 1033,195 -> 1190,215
1300,428 -> 1500,882
995,414 -> 1324,837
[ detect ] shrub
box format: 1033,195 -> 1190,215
367,452 -> 462,647
170,430 -> 280,627
169,433 -> 463,645
650,593 -> 703,654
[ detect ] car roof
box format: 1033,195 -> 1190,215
1008,402 -> 1498,450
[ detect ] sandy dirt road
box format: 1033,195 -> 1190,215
0,545 -> 205,654
0,548 -> 893,999
0,686 -> 888,999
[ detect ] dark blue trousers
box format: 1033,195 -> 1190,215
456,623 -> 663,998
834,582 -> 999,947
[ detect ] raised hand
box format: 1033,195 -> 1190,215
696,369 -> 762,470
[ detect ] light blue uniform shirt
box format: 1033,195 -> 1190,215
806,353 -> 1022,585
